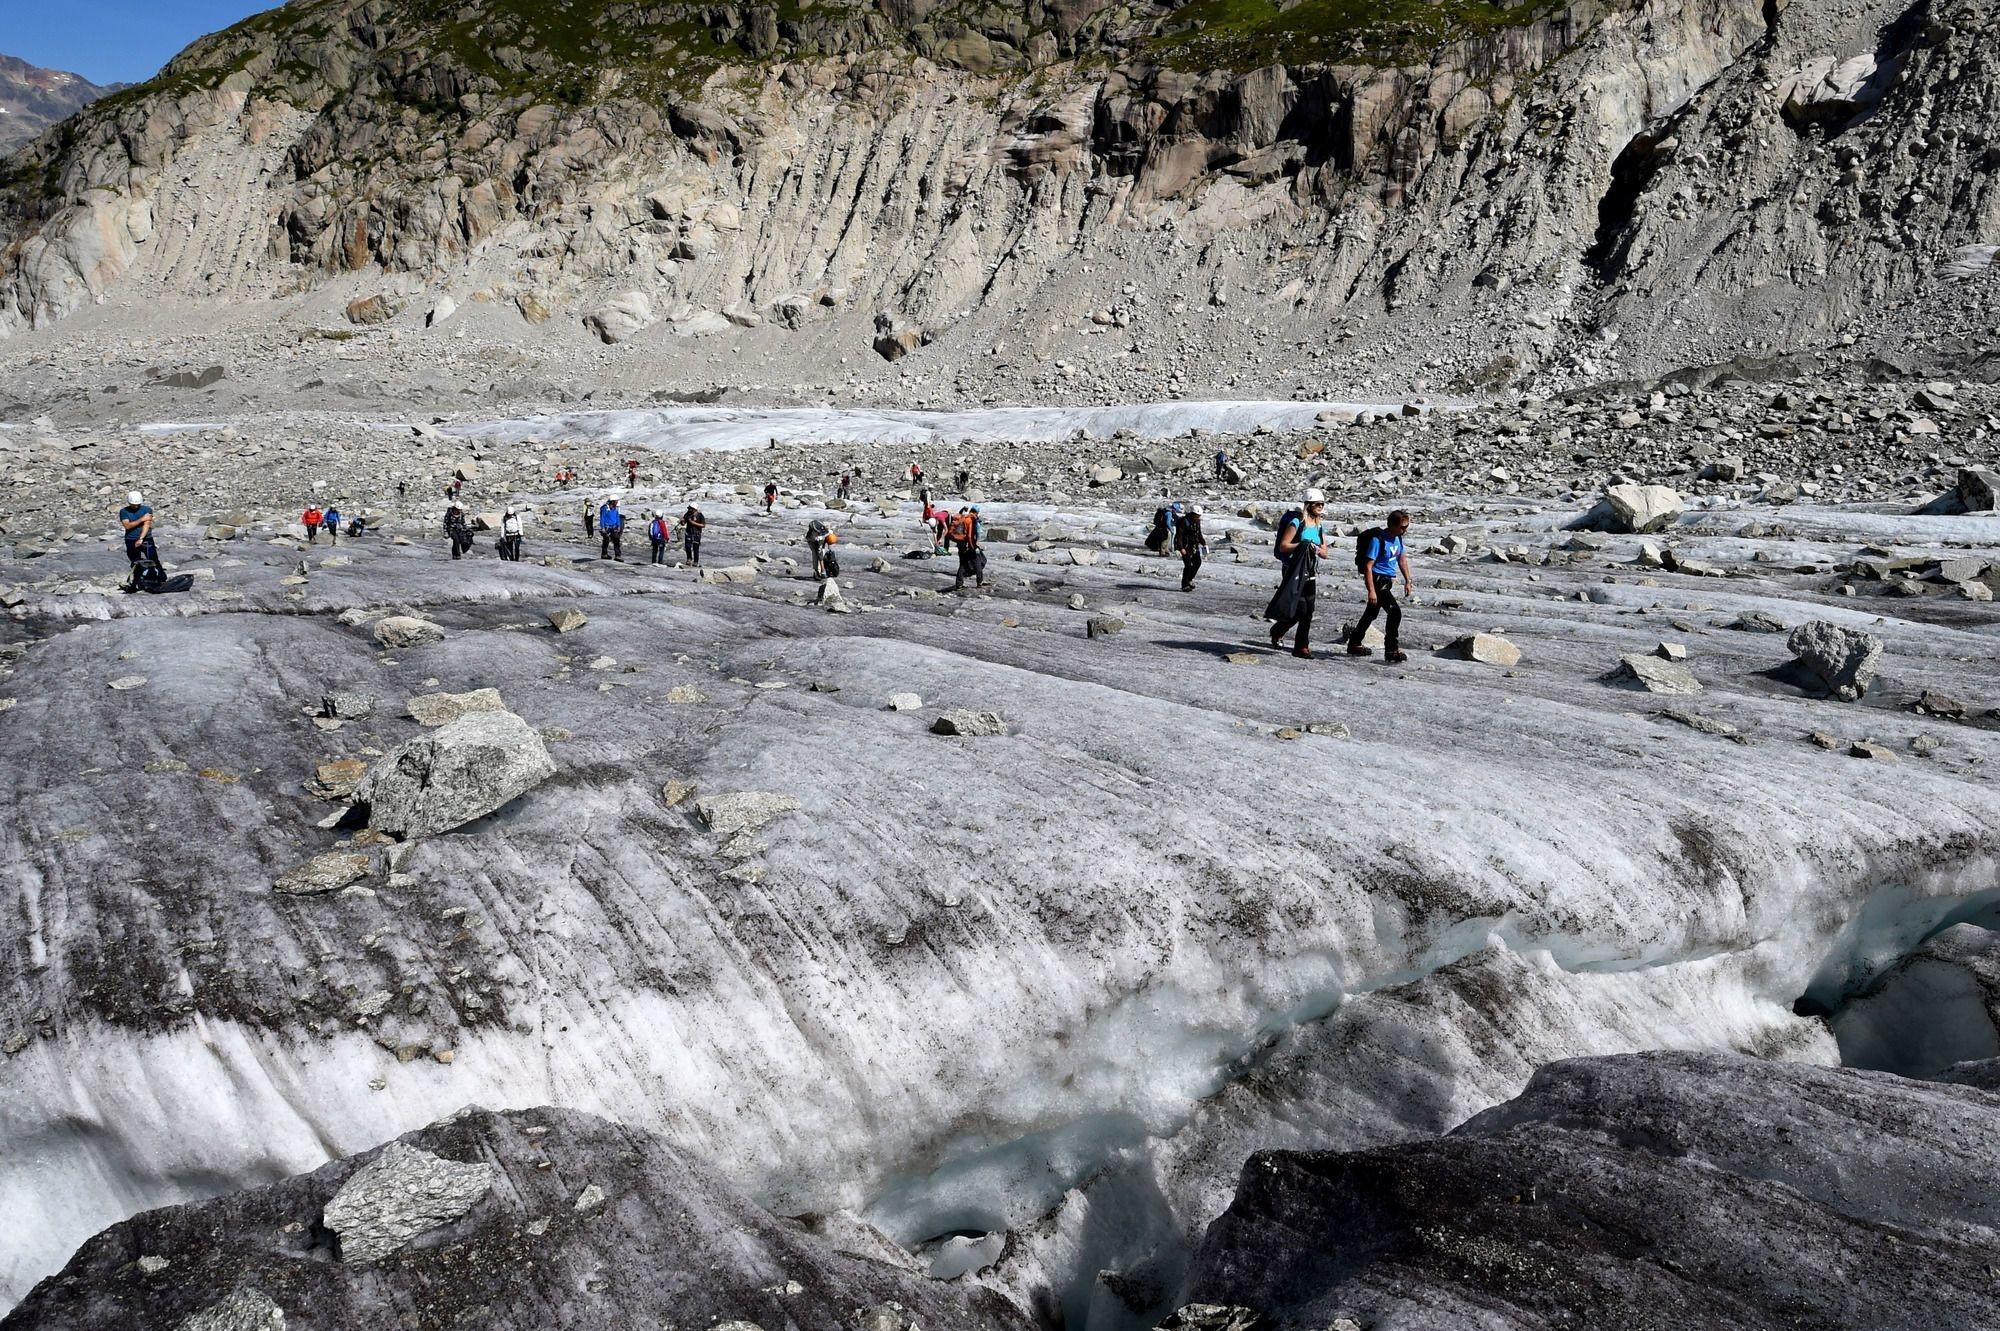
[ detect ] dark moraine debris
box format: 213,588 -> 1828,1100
1175,1050 -> 2000,1330
6,1107 -> 1033,1331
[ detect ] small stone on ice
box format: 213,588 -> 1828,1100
1441,633 -> 1522,667
932,710 -> 1006,737
273,853 -> 372,896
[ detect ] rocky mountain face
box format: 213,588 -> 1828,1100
0,0 -> 1992,393
0,55 -> 115,156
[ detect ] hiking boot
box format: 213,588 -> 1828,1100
1386,649 -> 1409,664
1292,647 -> 1313,659
1269,629 -> 1285,648
1346,643 -> 1373,657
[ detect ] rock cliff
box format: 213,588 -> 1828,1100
0,0 -> 1992,393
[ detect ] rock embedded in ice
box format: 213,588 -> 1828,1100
547,608 -> 588,633
1611,653 -> 1701,695
107,675 -> 147,691
1602,483 -> 1684,533
1653,707 -> 1738,737
320,691 -> 374,720
1441,633 -> 1521,666
358,711 -> 556,838
886,693 -> 923,712
1786,620 -> 1883,700
372,616 -> 444,649
178,1289 -> 286,1331
405,688 -> 506,727
272,852 -> 372,896
323,1142 -> 495,1263
1730,610 -> 1786,634
1849,739 -> 1898,761
304,759 -> 368,800
1159,1306 -> 1262,1331
1086,616 -> 1125,639
693,791 -> 801,838
702,564 -> 759,585
932,710 -> 1007,737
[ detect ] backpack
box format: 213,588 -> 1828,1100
1146,507 -> 1170,553
823,548 -> 841,578
1354,527 -> 1386,572
1272,510 -> 1302,559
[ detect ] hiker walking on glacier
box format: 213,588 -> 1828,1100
1266,489 -> 1329,658
951,507 -> 985,592
807,517 -> 836,580
1346,509 -> 1414,663
681,503 -> 706,566
598,497 -> 625,560
444,503 -> 474,560
1176,504 -> 1207,592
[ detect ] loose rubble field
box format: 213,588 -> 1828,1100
2,376 -> 1996,1320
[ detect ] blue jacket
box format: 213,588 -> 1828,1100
598,504 -> 624,531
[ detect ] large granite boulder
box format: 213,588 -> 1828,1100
358,711 -> 555,837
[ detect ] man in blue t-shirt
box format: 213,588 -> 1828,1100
1347,509 -> 1413,663
598,497 -> 625,560
118,491 -> 158,591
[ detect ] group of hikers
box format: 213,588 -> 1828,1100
117,454 -> 1415,659
299,503 -> 364,543
1266,493 -> 1413,660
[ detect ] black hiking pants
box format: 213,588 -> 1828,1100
684,532 -> 701,565
650,537 -> 666,564
601,529 -> 622,560
1181,547 -> 1203,590
1351,574 -> 1401,650
1270,585 -> 1315,652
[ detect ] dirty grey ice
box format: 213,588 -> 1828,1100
1,0 -> 1998,1326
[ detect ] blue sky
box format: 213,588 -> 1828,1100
9,2 -> 274,86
